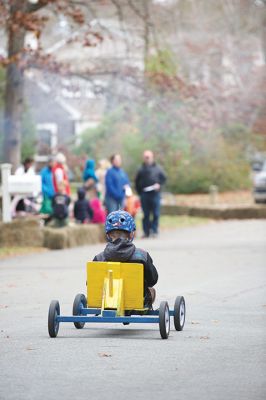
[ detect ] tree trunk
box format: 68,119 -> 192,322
143,0 -> 150,68
3,0 -> 27,172
262,9 -> 266,63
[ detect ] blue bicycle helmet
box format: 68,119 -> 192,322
105,210 -> 136,234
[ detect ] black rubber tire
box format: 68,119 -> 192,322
48,300 -> 60,338
174,296 -> 186,331
73,293 -> 87,329
159,301 -> 170,339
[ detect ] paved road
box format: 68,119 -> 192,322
0,220 -> 266,400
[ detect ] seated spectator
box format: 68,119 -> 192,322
51,184 -> 71,228
74,187 -> 93,224
90,188 -> 106,224
15,157 -> 35,176
15,157 -> 35,213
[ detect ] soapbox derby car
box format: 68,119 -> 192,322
48,261 -> 186,340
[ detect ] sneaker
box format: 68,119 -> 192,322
150,232 -> 158,238
141,234 -> 149,239
149,287 -> 156,304
144,288 -> 156,309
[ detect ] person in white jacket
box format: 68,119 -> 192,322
15,157 -> 35,176
13,157 -> 36,214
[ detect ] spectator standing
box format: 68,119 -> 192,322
83,159 -> 98,191
105,154 -> 130,214
74,187 -> 93,224
135,150 -> 167,238
39,156 -> 55,217
95,159 -> 110,200
52,153 -> 71,195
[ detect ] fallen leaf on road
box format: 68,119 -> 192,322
200,336 -> 210,340
98,353 -> 112,357
191,321 -> 200,325
26,347 -> 36,351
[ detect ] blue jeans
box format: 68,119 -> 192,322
140,191 -> 161,236
105,195 -> 125,214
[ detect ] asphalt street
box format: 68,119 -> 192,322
0,220 -> 265,400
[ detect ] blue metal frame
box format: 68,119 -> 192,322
56,308 -> 174,324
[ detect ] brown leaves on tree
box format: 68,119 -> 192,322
9,11 -> 48,34
0,0 -> 104,74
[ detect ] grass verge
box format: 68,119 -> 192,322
0,247 -> 48,260
135,215 -> 211,232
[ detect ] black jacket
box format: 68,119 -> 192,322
52,194 -> 70,220
74,188 -> 93,223
135,163 -> 167,195
93,238 -> 158,294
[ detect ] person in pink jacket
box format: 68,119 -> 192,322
90,187 -> 106,223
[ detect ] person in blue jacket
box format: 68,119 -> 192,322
40,156 -> 56,218
105,154 -> 130,214
83,159 -> 98,190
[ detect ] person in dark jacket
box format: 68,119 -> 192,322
135,150 -> 167,238
74,187 -> 94,224
105,154 -> 130,214
51,184 -> 71,227
93,210 -> 158,308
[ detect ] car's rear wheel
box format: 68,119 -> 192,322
73,293 -> 87,329
159,301 -> 170,339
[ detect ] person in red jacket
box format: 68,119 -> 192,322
52,153 -> 71,196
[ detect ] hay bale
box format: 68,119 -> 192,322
43,227 -> 68,249
43,224 -> 105,249
0,218 -> 43,247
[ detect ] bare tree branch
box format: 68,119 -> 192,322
26,0 -> 52,13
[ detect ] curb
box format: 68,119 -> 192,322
161,205 -> 266,219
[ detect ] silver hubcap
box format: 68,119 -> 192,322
54,310 -> 59,333
179,301 -> 185,326
165,306 -> 170,334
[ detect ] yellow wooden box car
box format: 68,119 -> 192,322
48,261 -> 186,339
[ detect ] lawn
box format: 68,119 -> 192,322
135,214 -> 211,232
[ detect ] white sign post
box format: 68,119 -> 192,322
1,164 -> 12,223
